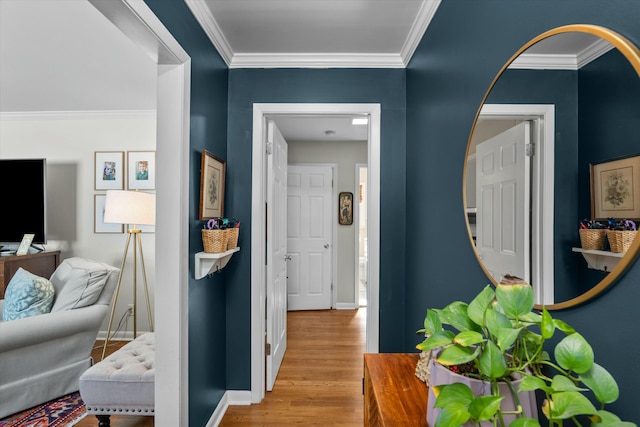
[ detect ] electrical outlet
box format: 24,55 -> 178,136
127,304 -> 134,316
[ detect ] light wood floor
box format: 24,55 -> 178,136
220,308 -> 367,426
77,308 -> 365,426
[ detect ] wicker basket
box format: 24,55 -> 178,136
202,229 -> 228,253
606,230 -> 637,253
579,229 -> 606,250
226,228 -> 239,250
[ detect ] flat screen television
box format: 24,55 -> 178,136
0,159 -> 47,245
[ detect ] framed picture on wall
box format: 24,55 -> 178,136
339,192 -> 353,225
127,151 -> 156,190
591,154 -> 640,220
94,194 -> 124,234
199,150 -> 226,220
95,151 -> 124,190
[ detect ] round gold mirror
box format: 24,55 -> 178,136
464,25 -> 640,310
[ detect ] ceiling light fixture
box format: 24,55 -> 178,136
352,117 -> 368,125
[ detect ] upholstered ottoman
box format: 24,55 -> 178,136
79,332 -> 154,426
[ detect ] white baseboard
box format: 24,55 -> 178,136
335,302 -> 358,310
206,390 -> 252,426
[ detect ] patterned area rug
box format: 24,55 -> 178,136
0,392 -> 87,427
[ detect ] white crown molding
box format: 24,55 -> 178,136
229,52 -> 406,69
509,38 -> 614,70
184,0 -> 233,66
400,0 -> 441,66
0,110 -> 156,120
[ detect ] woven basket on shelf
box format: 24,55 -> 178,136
579,229 -> 606,250
202,229 -> 228,253
606,230 -> 637,253
226,228 -> 239,250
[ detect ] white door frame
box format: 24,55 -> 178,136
480,104 -> 555,305
89,1 -> 191,425
251,103 -> 381,403
355,163 -> 367,307
287,162 -> 337,309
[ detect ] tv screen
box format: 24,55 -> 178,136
0,159 -> 47,245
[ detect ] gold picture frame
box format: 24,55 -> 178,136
338,192 -> 353,225
199,150 -> 226,220
591,154 -> 640,220
94,151 -> 124,190
127,151 -> 156,190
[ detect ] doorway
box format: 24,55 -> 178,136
356,164 -> 368,307
250,103 -> 381,403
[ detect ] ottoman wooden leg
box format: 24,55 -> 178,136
96,415 -> 111,426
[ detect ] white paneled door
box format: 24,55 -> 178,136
266,120 -> 288,391
476,121 -> 531,284
287,164 -> 333,311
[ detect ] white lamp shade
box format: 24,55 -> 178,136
104,190 -> 155,226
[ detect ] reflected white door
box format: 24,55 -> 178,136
476,122 -> 530,283
266,120 -> 288,391
287,165 -> 333,311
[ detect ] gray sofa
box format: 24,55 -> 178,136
0,257 -> 119,418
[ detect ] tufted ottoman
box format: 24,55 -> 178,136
79,332 -> 154,426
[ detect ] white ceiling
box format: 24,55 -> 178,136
0,0 -> 613,141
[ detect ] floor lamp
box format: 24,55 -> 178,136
101,190 -> 155,360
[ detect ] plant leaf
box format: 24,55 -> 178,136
519,375 -> 549,393
416,330 -> 455,351
434,406 -> 471,427
540,307 -> 555,339
547,391 -> 598,419
437,345 -> 479,366
440,302 -> 480,332
510,418 -> 542,427
467,285 -> 495,327
550,375 -> 587,392
454,330 -> 485,347
554,333 -> 594,374
553,318 -> 576,334
494,326 -> 521,352
468,395 -> 504,421
485,307 -> 512,336
478,340 -> 507,379
580,362 -> 619,404
434,383 -> 475,409
590,410 -> 637,427
495,283 -> 534,319
423,309 -> 442,336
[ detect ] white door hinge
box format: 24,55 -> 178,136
266,142 -> 273,155
526,143 -> 535,157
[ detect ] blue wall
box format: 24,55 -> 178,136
143,1 -> 229,425
224,68 -> 407,389
406,0 -> 640,420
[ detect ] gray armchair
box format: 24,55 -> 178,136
0,257 -> 119,418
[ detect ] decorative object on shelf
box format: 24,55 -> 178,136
16,233 -> 35,256
591,155 -> 640,220
199,150 -> 226,220
127,150 -> 156,190
417,279 -> 635,426
338,191 -> 353,225
94,194 -> 124,234
101,189 -> 155,360
94,151 -> 124,190
578,219 -> 607,250
201,217 -> 240,253
606,218 -> 638,253
414,347 -> 432,384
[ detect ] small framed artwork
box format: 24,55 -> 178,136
127,151 -> 156,190
95,151 -> 124,190
339,192 -> 353,225
591,155 -> 640,220
16,234 -> 35,256
94,194 -> 124,234
199,150 -> 226,220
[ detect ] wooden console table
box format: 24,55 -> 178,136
0,251 -> 61,298
364,353 -> 429,426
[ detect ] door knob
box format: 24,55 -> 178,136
324,244 -> 330,249
284,255 -> 292,261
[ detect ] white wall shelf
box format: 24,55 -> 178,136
572,247 -> 624,272
195,247 -> 240,279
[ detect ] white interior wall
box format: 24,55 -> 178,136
287,140 -> 367,305
0,112 -> 156,335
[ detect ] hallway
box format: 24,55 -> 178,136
220,308 -> 367,426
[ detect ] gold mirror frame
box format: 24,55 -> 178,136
464,24 -> 640,310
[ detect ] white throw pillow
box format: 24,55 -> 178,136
50,257 -> 111,312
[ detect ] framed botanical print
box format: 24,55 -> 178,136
339,192 -> 353,225
95,151 -> 124,190
127,151 -> 156,190
199,150 -> 226,220
591,155 -> 640,220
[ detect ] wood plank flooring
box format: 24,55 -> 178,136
220,308 -> 367,426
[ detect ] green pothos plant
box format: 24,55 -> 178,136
416,282 -> 637,427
